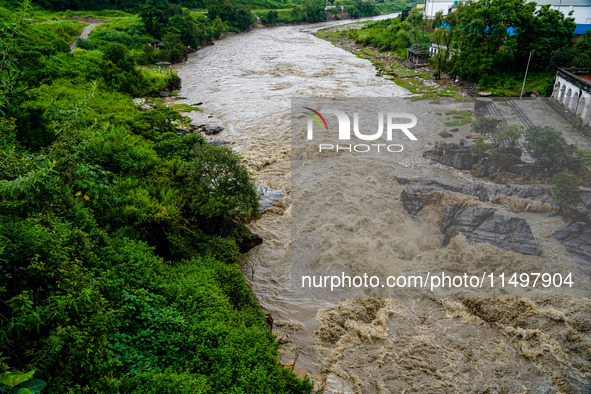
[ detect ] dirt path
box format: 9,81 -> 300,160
69,20 -> 102,52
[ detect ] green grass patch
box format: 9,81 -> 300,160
444,110 -> 472,126
172,103 -> 202,112
480,71 -> 555,97
576,149 -> 591,168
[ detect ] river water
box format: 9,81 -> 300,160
174,16 -> 591,393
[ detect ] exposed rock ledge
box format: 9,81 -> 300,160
424,144 -> 582,184
399,178 -> 547,256
396,176 -> 558,213
553,222 -> 591,273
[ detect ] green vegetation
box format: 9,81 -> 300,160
429,0 -> 589,93
552,169 -> 581,207
524,125 -> 568,169
470,136 -> 494,155
576,149 -> 591,168
321,0 -> 588,96
315,21 -> 460,98
341,9 -> 428,55
471,116 -> 501,138
447,1 -> 574,85
469,119 -> 525,153
444,110 -> 471,126
0,370 -> 46,394
494,124 -> 524,150
0,2 -> 315,392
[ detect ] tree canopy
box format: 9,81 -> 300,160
443,0 -> 575,84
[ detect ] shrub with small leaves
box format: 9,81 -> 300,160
187,143 -> 260,221
524,125 -> 568,169
471,116 -> 500,138
552,169 -> 580,207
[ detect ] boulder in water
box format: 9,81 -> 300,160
258,184 -> 284,212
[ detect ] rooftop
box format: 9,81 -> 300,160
407,45 -> 431,55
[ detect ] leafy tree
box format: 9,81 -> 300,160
495,124 -> 524,149
187,143 -> 260,221
162,29 -> 186,62
430,11 -> 459,79
573,31 -> 591,68
471,116 -> 500,138
552,169 -> 580,207
448,0 -> 572,83
549,46 -> 575,70
523,125 -> 568,169
212,16 -> 228,39
208,2 -> 252,31
302,0 -> 327,22
168,9 -> 200,48
233,7 -> 253,30
140,0 -> 170,39
102,42 -> 134,71
355,0 -> 378,17
470,135 -> 494,154
75,37 -> 95,50
264,10 -> 278,25
451,0 -> 536,83
0,0 -> 47,116
395,8 -> 425,50
519,5 -> 575,71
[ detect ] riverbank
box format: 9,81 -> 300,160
314,24 -> 466,98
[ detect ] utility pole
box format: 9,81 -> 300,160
520,49 -> 535,100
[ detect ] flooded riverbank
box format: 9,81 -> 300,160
173,16 -> 591,392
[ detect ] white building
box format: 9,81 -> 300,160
533,0 -> 591,25
424,0 -> 456,18
552,68 -> 591,127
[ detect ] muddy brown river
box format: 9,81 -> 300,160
174,16 -> 591,393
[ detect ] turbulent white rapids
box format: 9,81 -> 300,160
174,16 -> 591,393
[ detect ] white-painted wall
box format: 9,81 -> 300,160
533,3 -> 591,25
424,0 -> 455,17
553,74 -> 591,126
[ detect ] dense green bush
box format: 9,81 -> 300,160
524,125 -> 568,169
552,169 -> 581,207
471,116 -> 500,138
187,142 -> 261,221
0,4 -> 314,393
343,10 -> 427,53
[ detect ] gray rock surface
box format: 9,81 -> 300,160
257,184 -> 284,212
204,124 -> 224,135
424,146 -> 481,170
401,182 -> 544,256
239,232 -> 263,253
397,177 -> 557,207
442,205 -> 543,256
554,222 -> 591,271
424,145 -> 550,182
